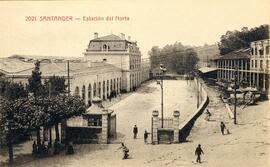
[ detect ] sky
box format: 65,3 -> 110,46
0,0 -> 269,58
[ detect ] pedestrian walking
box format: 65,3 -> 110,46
117,142 -> 129,160
205,109 -> 211,121
32,141 -> 37,155
195,144 -> 204,163
144,130 -> 151,144
133,125 -> 138,139
220,121 -> 226,135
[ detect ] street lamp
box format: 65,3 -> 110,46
233,67 -> 239,124
158,64 -> 167,128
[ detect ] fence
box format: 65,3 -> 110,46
158,118 -> 173,129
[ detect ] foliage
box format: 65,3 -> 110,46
44,76 -> 67,96
218,24 -> 269,55
0,95 -> 86,143
0,79 -> 28,100
149,42 -> 199,74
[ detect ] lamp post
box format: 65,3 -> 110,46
233,67 -> 238,124
159,64 -> 167,128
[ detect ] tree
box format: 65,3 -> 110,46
44,76 -> 67,96
27,61 -> 48,149
28,61 -> 44,97
0,79 -> 28,100
149,42 -> 199,74
218,24 -> 269,55
0,94 -> 86,163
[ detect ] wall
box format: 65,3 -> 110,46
178,77 -> 209,142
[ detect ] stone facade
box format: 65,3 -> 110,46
83,33 -> 143,92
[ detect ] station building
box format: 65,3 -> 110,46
0,33 -> 150,104
84,33 -> 143,92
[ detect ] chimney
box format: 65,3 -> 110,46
120,33 -> 125,40
94,32 -> 98,39
128,36 -> 131,41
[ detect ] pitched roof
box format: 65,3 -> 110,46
0,57 -> 35,73
1,55 -> 121,77
213,48 -> 251,60
10,61 -> 121,77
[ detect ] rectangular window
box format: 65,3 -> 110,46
260,60 -> 263,68
251,60 -> 254,68
267,60 -> 269,69
255,60 -> 257,68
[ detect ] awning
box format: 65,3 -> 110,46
198,67 -> 217,73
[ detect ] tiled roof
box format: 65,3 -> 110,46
0,57 -> 35,73
213,48 -> 250,60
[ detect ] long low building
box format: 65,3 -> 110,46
214,39 -> 269,94
0,56 -> 122,104
0,33 -> 151,104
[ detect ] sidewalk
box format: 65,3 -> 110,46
187,83 -> 270,167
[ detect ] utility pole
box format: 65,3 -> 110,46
161,73 -> 164,128
67,60 -> 70,95
197,76 -> 200,108
48,82 -> 52,148
159,64 -> 167,128
234,67 -> 238,124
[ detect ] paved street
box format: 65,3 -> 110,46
4,80 -> 197,167
1,80 -> 269,167
110,80 -> 197,143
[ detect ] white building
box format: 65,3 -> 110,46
84,33 -> 143,92
0,33 -> 150,104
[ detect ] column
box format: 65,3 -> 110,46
256,73 -> 260,89
241,60 -> 244,82
101,113 -> 108,144
225,60 -> 227,80
173,110 -> 180,143
263,73 -> 266,91
104,81 -> 107,100
152,110 -> 159,144
108,80 -> 111,98
249,72 -> 252,87
253,72 -> 256,87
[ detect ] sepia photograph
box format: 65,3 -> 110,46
0,0 -> 269,166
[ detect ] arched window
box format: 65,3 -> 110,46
266,46 -> 269,55
98,82 -> 101,98
117,78 -> 119,93
103,44 -> 107,50
107,80 -> 109,97
114,78 -> 116,91
110,79 -> 113,92
103,81 -> 106,99
255,47 -> 257,55
75,86 -> 79,96
119,77 -> 122,90
82,85 -> 86,100
130,74 -> 132,89
93,83 -> 96,97
88,84 -> 92,100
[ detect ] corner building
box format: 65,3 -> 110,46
84,33 -> 142,92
